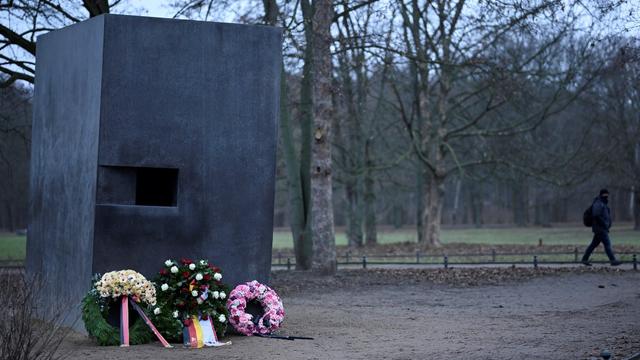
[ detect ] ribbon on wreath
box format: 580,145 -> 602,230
183,315 -> 232,348
119,296 -> 173,348
119,296 -> 129,347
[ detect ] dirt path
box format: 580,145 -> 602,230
61,271 -> 640,359
304,262 -> 638,271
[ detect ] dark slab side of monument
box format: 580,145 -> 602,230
27,14 -> 281,325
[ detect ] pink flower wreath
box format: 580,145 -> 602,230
226,280 -> 285,336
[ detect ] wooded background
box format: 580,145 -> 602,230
1,0 -> 638,274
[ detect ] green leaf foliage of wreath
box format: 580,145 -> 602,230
81,282 -> 154,346
147,302 -> 183,343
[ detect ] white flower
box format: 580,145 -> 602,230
160,283 -> 169,291
213,273 -> 222,281
164,260 -> 172,267
170,266 -> 178,274
197,298 -> 203,304
218,314 -> 226,323
195,273 -> 203,281
199,260 -> 207,265
172,310 -> 179,318
219,292 -> 226,299
212,291 -> 219,299
192,290 -> 198,297
153,307 -> 161,315
189,263 -> 196,270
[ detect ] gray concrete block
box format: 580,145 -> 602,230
27,14 -> 281,327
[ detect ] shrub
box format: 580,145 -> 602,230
0,270 -> 71,360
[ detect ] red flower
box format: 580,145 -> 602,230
208,264 -> 220,272
182,271 -> 190,279
200,284 -> 207,291
181,258 -> 193,265
203,274 -> 211,281
159,269 -> 168,276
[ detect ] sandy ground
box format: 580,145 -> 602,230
60,270 -> 640,360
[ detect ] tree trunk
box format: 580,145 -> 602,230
452,177 -> 462,224
634,187 -> 640,231
310,0 -> 336,275
262,0 -> 278,24
633,136 -> 639,229
83,0 -> 110,17
345,182 -> 363,247
282,66 -> 313,269
468,181 -> 483,228
262,0 -> 312,269
363,143 -> 377,245
336,28 -> 363,248
629,189 -> 635,224
512,179 -> 528,227
534,192 -> 551,227
424,174 -> 444,246
416,168 -> 427,243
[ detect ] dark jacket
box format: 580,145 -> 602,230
591,196 -> 611,233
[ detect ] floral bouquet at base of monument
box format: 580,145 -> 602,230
82,270 -> 163,346
151,258 -> 230,346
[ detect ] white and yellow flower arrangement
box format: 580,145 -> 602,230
95,270 -> 157,306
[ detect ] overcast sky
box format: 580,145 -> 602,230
124,1 -> 257,22
127,0 -> 175,18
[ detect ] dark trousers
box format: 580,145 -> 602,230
582,231 -> 616,262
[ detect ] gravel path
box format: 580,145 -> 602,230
61,270 -> 640,360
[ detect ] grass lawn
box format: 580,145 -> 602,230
2,224 -> 638,261
0,234 -> 26,261
273,223 -> 640,249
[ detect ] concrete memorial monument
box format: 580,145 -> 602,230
26,14 -> 281,321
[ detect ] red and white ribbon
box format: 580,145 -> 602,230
119,295 -> 173,348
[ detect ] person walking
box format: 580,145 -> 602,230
582,189 -> 622,266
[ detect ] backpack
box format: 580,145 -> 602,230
583,204 -> 593,227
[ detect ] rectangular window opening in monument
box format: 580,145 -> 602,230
135,167 -> 179,207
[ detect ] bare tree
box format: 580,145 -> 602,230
0,0 -> 119,87
0,83 -> 30,231
261,0 -> 314,268
388,0 -> 600,245
0,271 -> 72,360
310,0 -> 337,274
598,39 -> 640,229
